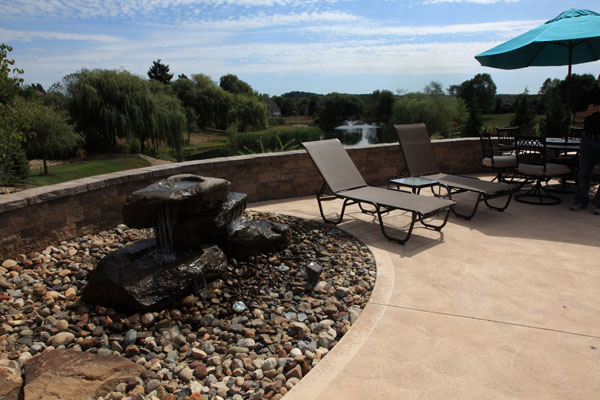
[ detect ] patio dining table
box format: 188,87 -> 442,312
545,137 -> 581,152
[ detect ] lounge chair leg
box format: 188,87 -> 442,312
375,207 -> 416,245
316,192 -> 355,224
450,192 -> 483,220
420,206 -> 452,231
483,191 -> 514,212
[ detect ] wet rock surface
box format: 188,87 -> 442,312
123,175 -> 230,229
0,211 -> 376,400
81,242 -> 228,313
225,219 -> 292,260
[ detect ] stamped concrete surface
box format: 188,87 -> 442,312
249,181 -> 600,400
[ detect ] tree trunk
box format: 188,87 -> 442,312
43,159 -> 48,175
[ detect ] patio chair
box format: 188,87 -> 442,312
302,139 -> 455,245
395,123 -> 517,220
515,136 -> 572,205
480,131 -> 517,183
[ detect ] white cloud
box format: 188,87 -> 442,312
0,27 -> 122,43
0,0 -> 348,20
302,19 -> 542,38
423,0 -> 520,4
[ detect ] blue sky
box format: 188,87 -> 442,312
2,0 -> 600,95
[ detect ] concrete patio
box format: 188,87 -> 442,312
249,178 -> 600,399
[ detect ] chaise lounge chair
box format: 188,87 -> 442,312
395,123 -> 516,220
302,139 -> 455,245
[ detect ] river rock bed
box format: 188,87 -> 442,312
0,211 -> 376,400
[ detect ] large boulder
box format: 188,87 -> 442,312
81,239 -> 228,313
23,350 -> 145,400
174,191 -> 247,247
225,219 -> 291,259
123,174 -> 230,229
0,359 -> 22,400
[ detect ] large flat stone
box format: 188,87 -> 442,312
23,349 -> 145,400
123,174 -> 230,229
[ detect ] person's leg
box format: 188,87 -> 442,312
591,139 -> 600,212
573,137 -> 594,209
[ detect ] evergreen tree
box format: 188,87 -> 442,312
511,89 -> 536,135
147,59 -> 173,85
463,95 -> 482,137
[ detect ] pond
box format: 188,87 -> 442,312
323,120 -> 396,147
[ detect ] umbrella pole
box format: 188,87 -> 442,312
567,44 -> 573,127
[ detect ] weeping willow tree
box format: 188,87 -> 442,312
228,94 -> 268,132
67,69 -> 186,155
172,73 -> 267,132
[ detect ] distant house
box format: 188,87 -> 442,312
267,101 -> 282,117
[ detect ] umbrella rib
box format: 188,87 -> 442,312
584,40 -> 599,61
525,44 -> 547,67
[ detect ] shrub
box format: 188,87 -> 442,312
1,145 -> 29,185
229,126 -> 321,154
268,116 -> 286,126
390,93 -> 467,138
128,139 -> 141,154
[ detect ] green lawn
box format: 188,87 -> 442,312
482,113 -> 514,130
482,113 -> 545,133
28,156 -> 151,187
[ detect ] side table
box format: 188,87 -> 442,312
389,177 -> 439,194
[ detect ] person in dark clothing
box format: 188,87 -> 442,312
571,74 -> 600,214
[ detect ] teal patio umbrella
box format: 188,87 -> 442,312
475,8 -> 600,117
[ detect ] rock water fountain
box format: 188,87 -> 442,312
81,174 -> 291,313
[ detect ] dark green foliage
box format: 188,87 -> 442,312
281,91 -> 319,99
67,69 -> 185,156
227,94 -> 268,132
463,95 -> 483,137
1,43 -> 27,184
390,92 -> 467,137
511,90 -> 537,134
316,93 -> 364,131
172,74 -> 267,133
560,73 -> 597,113
147,59 -> 173,85
220,74 -> 253,96
268,116 -> 286,126
1,144 -> 28,185
229,126 -> 321,154
272,96 -> 297,116
538,79 -> 569,137
270,92 -> 321,117
23,99 -> 83,173
363,90 -> 395,124
449,73 -> 497,114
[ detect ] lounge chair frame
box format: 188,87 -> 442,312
315,183 -> 452,244
395,123 -> 516,220
303,139 -> 455,245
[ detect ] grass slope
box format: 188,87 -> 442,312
28,156 -> 151,186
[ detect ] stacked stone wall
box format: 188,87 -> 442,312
0,138 -> 482,258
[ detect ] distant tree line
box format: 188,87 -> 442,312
1,44 -> 81,185
282,72 -> 596,139
2,43 -> 597,187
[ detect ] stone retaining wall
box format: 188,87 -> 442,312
0,138 -> 482,259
